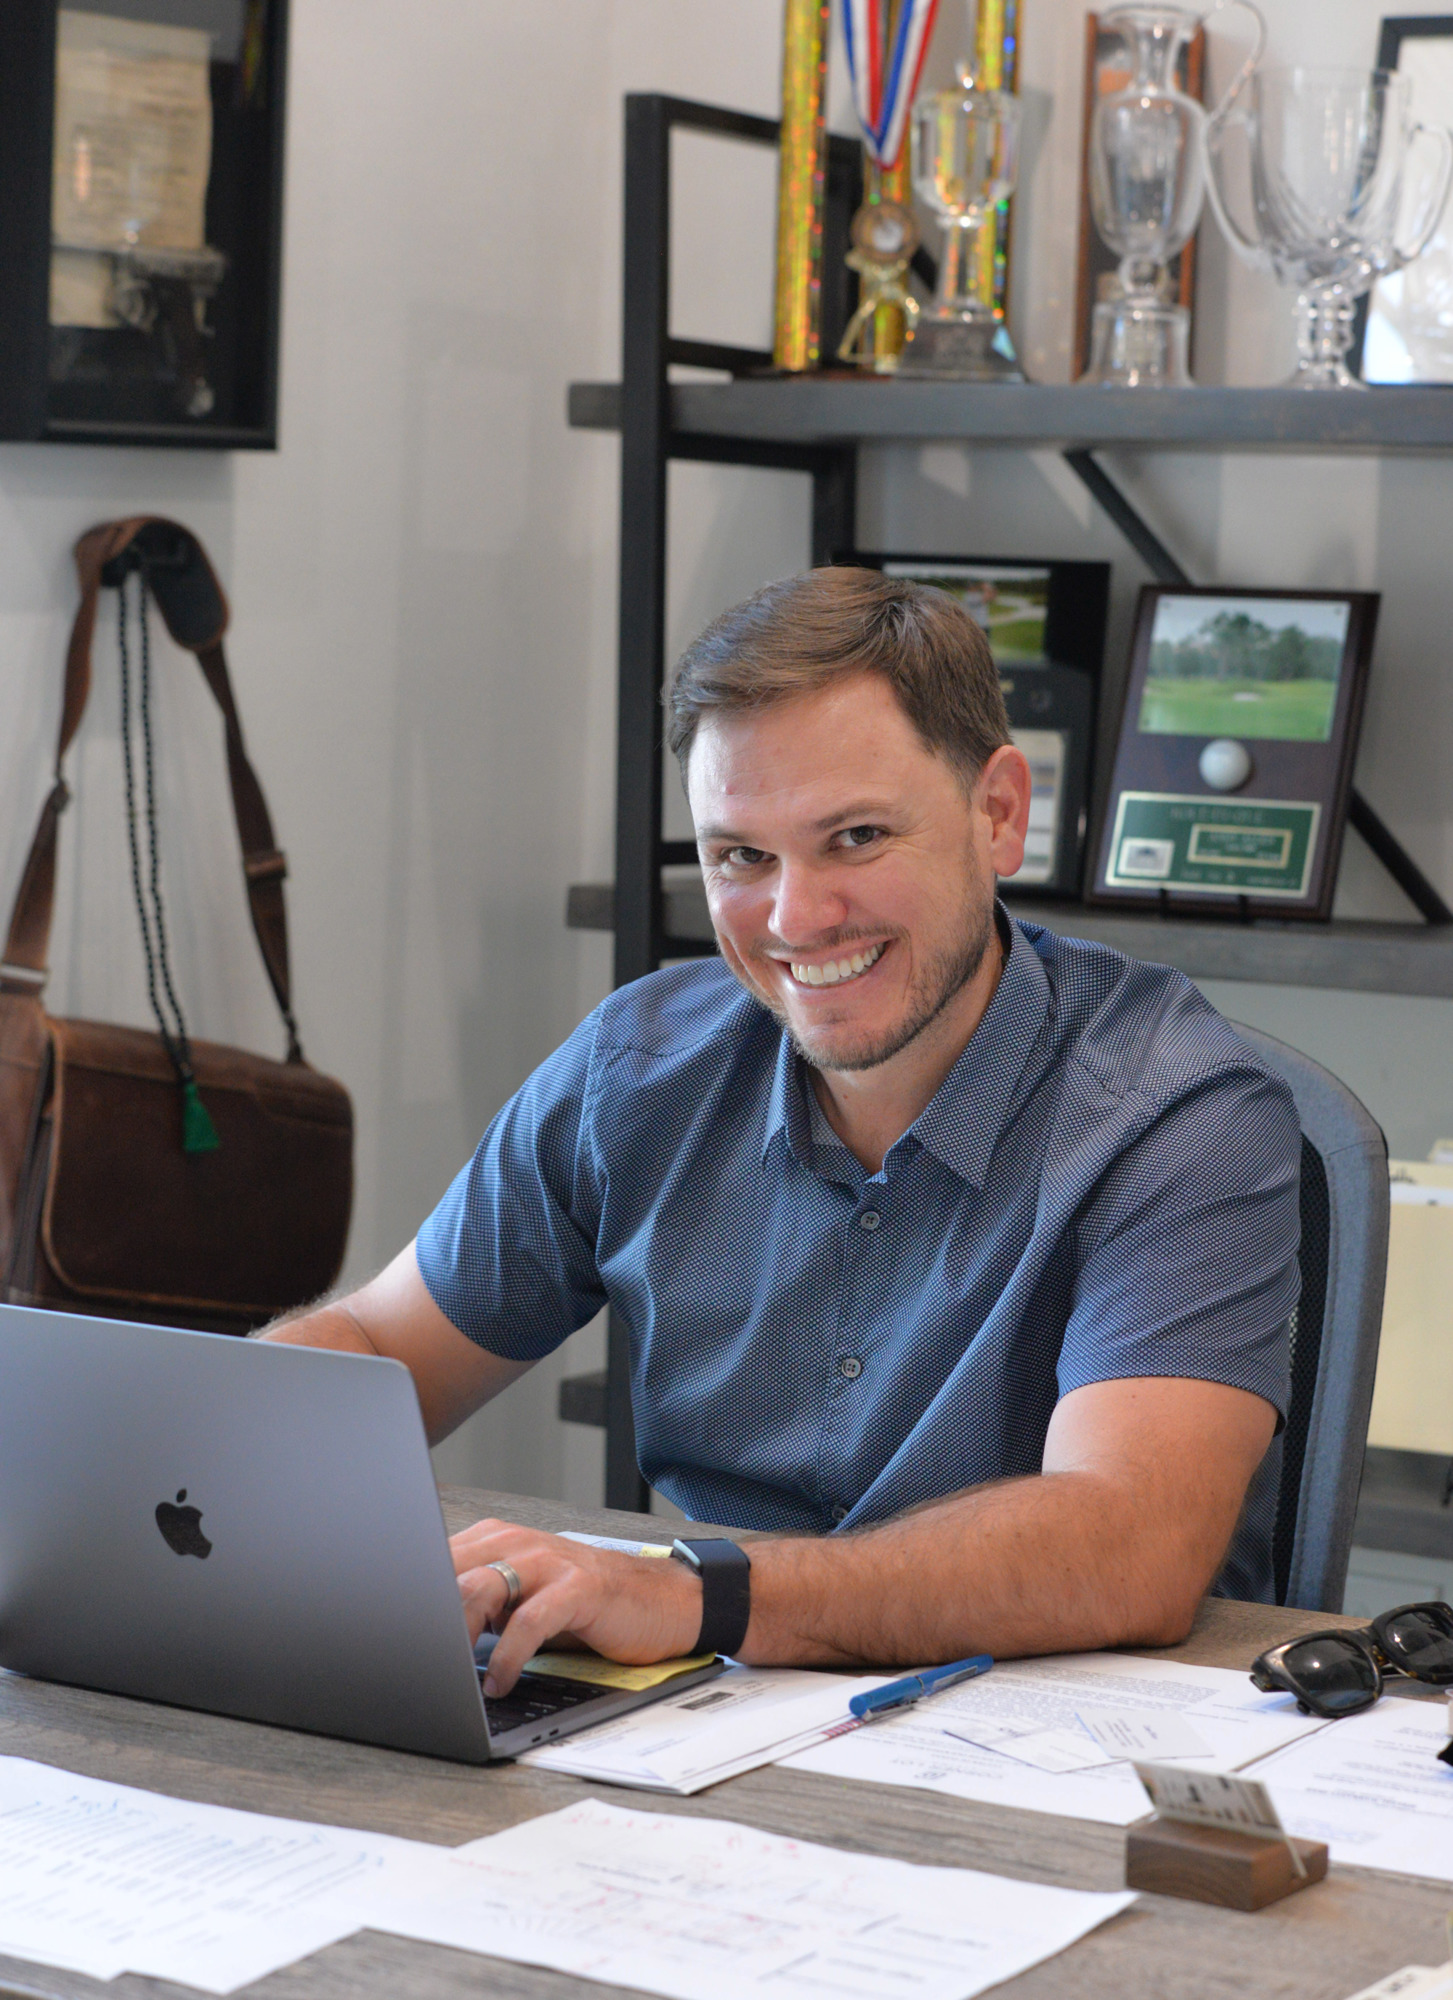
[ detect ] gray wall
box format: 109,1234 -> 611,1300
1,1 -> 1447,1509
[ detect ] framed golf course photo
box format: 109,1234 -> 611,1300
847,553 -> 1111,897
1090,586 -> 1379,921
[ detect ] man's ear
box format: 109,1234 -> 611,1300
976,743 -> 1033,879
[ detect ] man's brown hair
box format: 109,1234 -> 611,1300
666,565 -> 1011,787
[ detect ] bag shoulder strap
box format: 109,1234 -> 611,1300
0,518 -> 302,1062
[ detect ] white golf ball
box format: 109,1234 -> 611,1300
1199,738 -> 1252,792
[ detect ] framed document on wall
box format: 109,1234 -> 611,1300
843,553 -> 1111,898
0,0 -> 288,446
1090,586 -> 1379,921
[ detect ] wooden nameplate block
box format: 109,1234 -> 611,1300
1126,1813 -> 1329,1910
1127,1763 -> 1328,1911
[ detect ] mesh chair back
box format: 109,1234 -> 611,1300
1229,1023 -> 1388,1612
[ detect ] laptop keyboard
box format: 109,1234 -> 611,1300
481,1669 -> 609,1735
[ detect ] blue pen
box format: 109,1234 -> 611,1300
849,1654 -> 994,1722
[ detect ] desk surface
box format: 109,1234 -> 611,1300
1,1485 -> 1444,2000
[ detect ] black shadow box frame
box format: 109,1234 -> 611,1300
0,0 -> 288,448
837,551 -> 1110,899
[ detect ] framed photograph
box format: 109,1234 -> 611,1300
1358,16 -> 1453,385
1089,587 -> 1380,922
844,553 -> 1111,898
1072,13 -> 1205,382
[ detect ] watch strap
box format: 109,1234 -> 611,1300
671,1537 -> 751,1657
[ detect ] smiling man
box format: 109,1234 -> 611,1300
265,568 -> 1300,1697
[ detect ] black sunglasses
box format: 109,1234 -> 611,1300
1250,1601 -> 1453,1719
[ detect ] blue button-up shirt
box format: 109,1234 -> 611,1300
418,915 -> 1300,1600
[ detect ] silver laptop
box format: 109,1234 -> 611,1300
0,1304 -> 723,1762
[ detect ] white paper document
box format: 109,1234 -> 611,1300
1079,1707 -> 1213,1761
522,1662 -> 892,1792
1246,1694 -> 1453,1880
946,1717 -> 1115,1773
0,1755 -> 428,1993
785,1652 -> 1327,1827
377,1796 -> 1136,2000
1344,1968 -> 1453,2000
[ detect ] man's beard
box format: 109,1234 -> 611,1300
745,887 -> 998,1074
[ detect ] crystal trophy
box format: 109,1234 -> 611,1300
1084,1 -> 1262,387
1206,64 -> 1453,389
898,59 -> 1023,381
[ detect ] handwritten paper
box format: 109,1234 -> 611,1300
378,1796 -> 1136,2000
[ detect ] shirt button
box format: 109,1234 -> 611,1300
858,1210 -> 881,1231
831,1504 -> 849,1523
840,1355 -> 863,1380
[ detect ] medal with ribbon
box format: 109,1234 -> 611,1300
837,0 -> 939,370
843,0 -> 941,172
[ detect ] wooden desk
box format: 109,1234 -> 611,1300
1,1485 -> 1444,2000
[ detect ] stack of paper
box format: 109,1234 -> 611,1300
783,1651 -> 1329,1826
0,1756 -> 428,1993
377,1796 -> 1137,2000
521,1661 -> 893,1791
0,1758 -> 1137,2000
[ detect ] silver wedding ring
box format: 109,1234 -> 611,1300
485,1558 -> 522,1612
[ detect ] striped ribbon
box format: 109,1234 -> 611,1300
842,0 -> 942,169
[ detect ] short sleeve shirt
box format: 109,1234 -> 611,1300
417,914 -> 1301,1601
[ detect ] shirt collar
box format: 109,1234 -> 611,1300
760,908 -> 1051,1186
763,1024 -> 813,1168
907,912 -> 1051,1188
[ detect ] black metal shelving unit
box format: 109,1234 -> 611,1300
565,91 -> 1453,1510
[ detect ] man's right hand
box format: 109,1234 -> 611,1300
260,1243 -> 529,1442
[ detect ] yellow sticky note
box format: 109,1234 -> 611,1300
521,1651 -> 716,1692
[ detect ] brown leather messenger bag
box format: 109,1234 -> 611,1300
0,517 -> 352,1333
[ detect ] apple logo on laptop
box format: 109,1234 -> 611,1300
155,1489 -> 212,1560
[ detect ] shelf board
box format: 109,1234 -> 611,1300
566,877 -> 1453,998
568,379 -> 1453,453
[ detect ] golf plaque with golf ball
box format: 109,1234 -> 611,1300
1091,586 -> 1378,920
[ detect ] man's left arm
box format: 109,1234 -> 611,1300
454,1373 -> 1275,1691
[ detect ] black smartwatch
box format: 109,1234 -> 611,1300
670,1537 -> 752,1657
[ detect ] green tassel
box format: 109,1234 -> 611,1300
181,1078 -> 221,1154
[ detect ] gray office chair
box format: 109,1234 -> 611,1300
1227,1023 -> 1389,1613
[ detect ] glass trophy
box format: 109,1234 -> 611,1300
1206,64 -> 1453,389
1083,6 -> 1211,385
898,60 -> 1023,381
